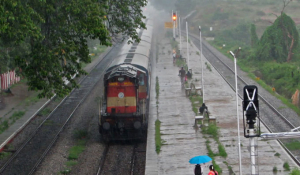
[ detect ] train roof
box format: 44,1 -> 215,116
105,64 -> 146,80
106,19 -> 153,75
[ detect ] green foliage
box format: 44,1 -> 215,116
66,160 -> 78,167
39,108 -> 52,116
275,152 -> 281,157
189,94 -> 203,115
218,144 -> 227,158
273,166 -> 278,172
258,62 -> 300,98
250,24 -> 259,48
155,119 -> 162,154
0,152 -> 12,160
68,140 -> 86,160
283,162 -> 291,171
212,8 -> 229,21
202,123 -> 218,139
255,13 -> 299,62
284,140 -> 300,150
215,22 -> 251,46
0,0 -> 147,98
290,168 -> 300,175
0,110 -> 25,134
73,130 -> 88,140
156,76 -> 159,99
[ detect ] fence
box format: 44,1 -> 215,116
0,70 -> 21,91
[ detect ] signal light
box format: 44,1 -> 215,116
172,13 -> 177,21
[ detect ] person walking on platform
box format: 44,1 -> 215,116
194,164 -> 202,175
179,67 -> 186,87
173,53 -> 176,65
208,165 -> 218,175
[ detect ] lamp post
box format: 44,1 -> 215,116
179,17 -> 181,55
176,11 -> 178,36
199,26 -> 204,103
186,21 -> 189,70
230,49 -> 242,175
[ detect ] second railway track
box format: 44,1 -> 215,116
185,31 -> 300,166
0,45 -> 119,175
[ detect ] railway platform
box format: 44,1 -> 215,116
145,23 -> 298,174
0,47 -> 111,151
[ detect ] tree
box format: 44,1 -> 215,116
250,24 -> 259,48
255,13 -> 299,62
0,0 -> 147,98
255,0 -> 299,62
105,0 -> 147,44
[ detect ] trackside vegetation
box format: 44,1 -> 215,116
155,76 -> 162,154
60,130 -> 88,174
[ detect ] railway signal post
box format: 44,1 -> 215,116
243,85 -> 260,175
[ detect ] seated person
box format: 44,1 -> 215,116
199,103 -> 208,114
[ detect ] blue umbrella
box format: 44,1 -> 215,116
189,155 -> 212,164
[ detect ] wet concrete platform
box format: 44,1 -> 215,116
145,33 -> 298,175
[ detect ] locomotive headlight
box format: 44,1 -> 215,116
118,77 -> 124,82
103,122 -> 110,130
134,121 -> 142,129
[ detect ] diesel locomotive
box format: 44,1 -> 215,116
99,19 -> 153,141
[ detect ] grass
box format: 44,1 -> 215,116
284,140 -> 300,150
0,152 -> 12,160
0,111 -> 25,134
39,108 -> 52,116
156,76 -> 159,99
60,130 -> 88,174
68,141 -> 86,160
156,43 -> 159,62
283,162 -> 291,171
23,94 -> 40,106
202,123 -> 218,139
176,58 -> 188,70
205,62 -> 212,71
189,94 -> 203,115
290,168 -> 300,175
274,152 -> 281,157
155,119 -> 162,154
201,123 -> 227,174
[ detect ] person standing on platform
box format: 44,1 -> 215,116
179,67 -> 186,87
208,165 -> 218,175
194,164 -> 202,175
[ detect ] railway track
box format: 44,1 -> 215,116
0,45 -> 119,175
96,142 -> 143,175
185,31 -> 300,166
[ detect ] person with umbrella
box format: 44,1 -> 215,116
194,164 -> 202,175
189,155 -> 212,175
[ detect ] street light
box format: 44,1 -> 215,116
230,48 -> 242,175
186,21 -> 189,70
199,26 -> 204,104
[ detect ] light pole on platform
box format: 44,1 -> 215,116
199,26 -> 204,103
230,48 -> 242,175
179,17 -> 182,57
186,21 -> 189,70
